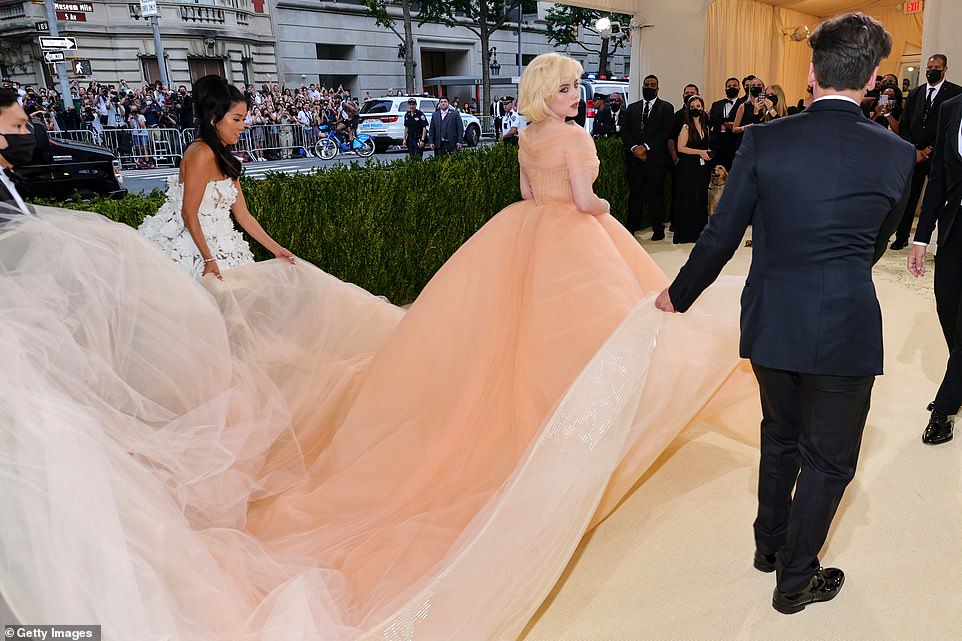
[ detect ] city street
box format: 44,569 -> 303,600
122,144 -> 494,194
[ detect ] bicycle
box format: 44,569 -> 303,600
314,126 -> 375,160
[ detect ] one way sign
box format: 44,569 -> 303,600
39,36 -> 77,50
42,51 -> 66,63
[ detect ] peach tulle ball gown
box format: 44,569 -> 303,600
0,120 -> 750,640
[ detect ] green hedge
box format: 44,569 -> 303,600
55,137 -> 641,305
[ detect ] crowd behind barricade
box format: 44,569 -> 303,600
0,77 -> 393,168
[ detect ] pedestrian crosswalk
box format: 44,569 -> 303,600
128,159 -> 340,181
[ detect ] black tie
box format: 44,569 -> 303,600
642,101 -> 651,124
924,87 -> 935,118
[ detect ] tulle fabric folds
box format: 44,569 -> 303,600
0,196 -> 751,641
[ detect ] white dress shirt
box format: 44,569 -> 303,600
0,169 -> 29,215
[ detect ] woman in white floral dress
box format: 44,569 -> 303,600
138,75 -> 294,279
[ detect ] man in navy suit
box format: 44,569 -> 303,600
908,92 -> 962,444
428,97 -> 464,158
656,13 -> 915,614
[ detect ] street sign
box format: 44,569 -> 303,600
140,0 -> 158,16
35,21 -> 49,31
904,1 -> 922,14
71,59 -> 91,76
39,36 -> 77,50
43,51 -> 66,64
54,1 -> 93,11
57,11 -> 86,21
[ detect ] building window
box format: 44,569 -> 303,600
315,44 -> 354,61
141,56 -> 161,84
188,57 -> 225,82
512,53 -> 537,68
242,58 -> 252,85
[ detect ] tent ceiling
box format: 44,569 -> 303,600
763,0 -> 904,18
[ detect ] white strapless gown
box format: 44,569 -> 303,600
137,176 -> 254,277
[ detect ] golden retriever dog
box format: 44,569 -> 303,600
708,164 -> 728,216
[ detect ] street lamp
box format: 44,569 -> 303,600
488,47 -> 501,76
595,16 -> 612,39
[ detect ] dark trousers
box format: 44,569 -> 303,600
625,159 -> 668,234
434,140 -> 457,158
751,363 -> 874,592
932,212 -> 962,414
407,139 -> 424,158
494,117 -> 502,140
893,159 -> 930,244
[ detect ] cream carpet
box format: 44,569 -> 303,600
520,233 -> 962,641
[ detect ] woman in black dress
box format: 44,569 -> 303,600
673,96 -> 712,244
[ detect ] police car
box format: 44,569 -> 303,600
580,73 -> 630,133
357,96 -> 483,152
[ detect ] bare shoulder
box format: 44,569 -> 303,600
180,141 -> 218,179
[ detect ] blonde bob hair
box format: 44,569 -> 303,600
518,53 -> 584,123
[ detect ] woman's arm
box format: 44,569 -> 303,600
179,144 -> 221,277
520,167 -> 533,201
731,104 -> 749,134
565,137 -> 608,216
231,179 -> 296,263
678,124 -> 712,161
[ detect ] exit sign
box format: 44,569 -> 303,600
904,1 -> 922,14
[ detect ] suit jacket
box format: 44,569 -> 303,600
710,98 -> 740,134
668,99 -> 916,377
915,94 -> 962,246
621,97 -> 674,167
900,81 -> 962,151
428,109 -> 464,148
0,170 -> 30,216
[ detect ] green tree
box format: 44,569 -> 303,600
544,7 -> 630,77
419,0 -> 527,118
364,0 -> 421,93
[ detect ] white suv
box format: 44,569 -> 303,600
579,74 -> 630,134
358,96 -> 483,152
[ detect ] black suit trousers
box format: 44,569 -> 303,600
932,212 -> 962,414
751,363 -> 874,593
894,160 -> 930,244
625,158 -> 668,233
434,141 -> 458,158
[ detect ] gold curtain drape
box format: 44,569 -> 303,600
705,0 -> 924,107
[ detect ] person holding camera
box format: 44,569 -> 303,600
672,95 -> 713,244
732,77 -> 773,137
872,83 -> 902,133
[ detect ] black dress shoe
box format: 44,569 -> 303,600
923,412 -> 954,445
753,550 -> 776,573
772,567 -> 845,615
651,228 -> 665,241
890,240 -> 908,250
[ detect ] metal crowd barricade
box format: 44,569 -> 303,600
182,124 -> 312,162
50,129 -> 97,145
52,127 -> 187,169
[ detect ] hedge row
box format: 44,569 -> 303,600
58,137 -> 643,305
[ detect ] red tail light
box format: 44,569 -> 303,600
380,116 -> 399,123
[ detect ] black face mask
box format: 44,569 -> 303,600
689,108 -> 703,118
642,87 -> 658,101
926,68 -> 944,84
0,132 -> 36,167
766,94 -> 778,106
750,86 -> 763,98
725,87 -> 739,99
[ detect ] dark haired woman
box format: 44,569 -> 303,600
672,95 -> 712,244
138,75 -> 294,279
